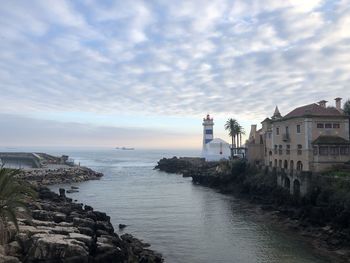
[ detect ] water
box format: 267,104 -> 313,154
45,148 -> 329,263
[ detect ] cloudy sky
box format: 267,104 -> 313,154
0,0 -> 349,149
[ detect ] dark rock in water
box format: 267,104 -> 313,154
67,189 -> 79,193
94,211 -> 110,221
59,188 -> 66,198
119,224 -> 127,229
71,186 -> 79,189
84,205 -> 93,211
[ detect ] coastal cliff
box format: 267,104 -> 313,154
155,157 -> 350,262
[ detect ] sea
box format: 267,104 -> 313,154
2,147 -> 330,263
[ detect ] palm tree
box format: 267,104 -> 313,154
225,118 -> 238,158
0,167 -> 36,244
235,124 -> 245,150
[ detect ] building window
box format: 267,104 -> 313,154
330,147 -> 339,155
319,146 -> 328,156
313,146 -> 318,155
333,123 -> 340,128
279,145 -> 283,155
205,129 -> 213,134
276,127 -> 280,135
317,123 -> 324,128
325,123 -> 332,128
286,145 -> 290,155
297,161 -> 303,171
274,145 -> 278,154
296,124 -> 301,133
279,160 -> 282,168
297,144 -> 302,155
274,159 -> 277,167
340,147 -> 349,155
268,133 -> 271,139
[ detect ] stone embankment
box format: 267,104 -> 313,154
0,187 -> 163,263
155,157 -> 350,262
17,166 -> 103,185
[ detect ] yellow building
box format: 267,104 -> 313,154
247,98 -> 350,173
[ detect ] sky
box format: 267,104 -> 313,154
0,0 -> 350,149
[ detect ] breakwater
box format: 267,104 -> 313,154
17,166 -> 103,185
155,157 -> 350,262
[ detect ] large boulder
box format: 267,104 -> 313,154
25,233 -> 89,262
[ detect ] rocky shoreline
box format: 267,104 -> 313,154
1,161 -> 163,262
1,187 -> 162,263
155,157 -> 350,263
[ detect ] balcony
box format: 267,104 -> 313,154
282,133 -> 290,142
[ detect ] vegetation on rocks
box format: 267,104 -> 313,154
0,167 -> 36,245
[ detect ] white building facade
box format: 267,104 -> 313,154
201,114 -> 231,161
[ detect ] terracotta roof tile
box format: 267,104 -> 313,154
284,103 -> 342,118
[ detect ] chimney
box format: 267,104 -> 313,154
249,124 -> 257,142
318,100 -> 328,108
335,97 -> 342,111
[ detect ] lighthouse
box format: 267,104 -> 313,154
202,114 -> 214,156
201,114 -> 231,161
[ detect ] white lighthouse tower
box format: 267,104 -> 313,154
202,114 -> 214,156
201,114 -> 231,161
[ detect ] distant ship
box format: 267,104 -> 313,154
115,147 -> 135,150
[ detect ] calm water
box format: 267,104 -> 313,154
45,149 -> 329,263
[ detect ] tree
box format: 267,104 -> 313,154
225,118 -> 238,158
235,125 -> 245,149
344,99 -> 350,115
344,99 -> 350,139
0,167 -> 36,244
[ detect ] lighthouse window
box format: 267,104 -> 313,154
205,129 -> 213,134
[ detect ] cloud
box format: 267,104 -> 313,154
0,0 -> 350,130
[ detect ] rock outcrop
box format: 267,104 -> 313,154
2,187 -> 163,263
17,167 -> 103,185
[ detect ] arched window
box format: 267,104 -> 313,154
284,160 -> 288,169
297,161 -> 303,171
290,160 -> 294,170
274,159 -> 277,167
279,160 -> 282,168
